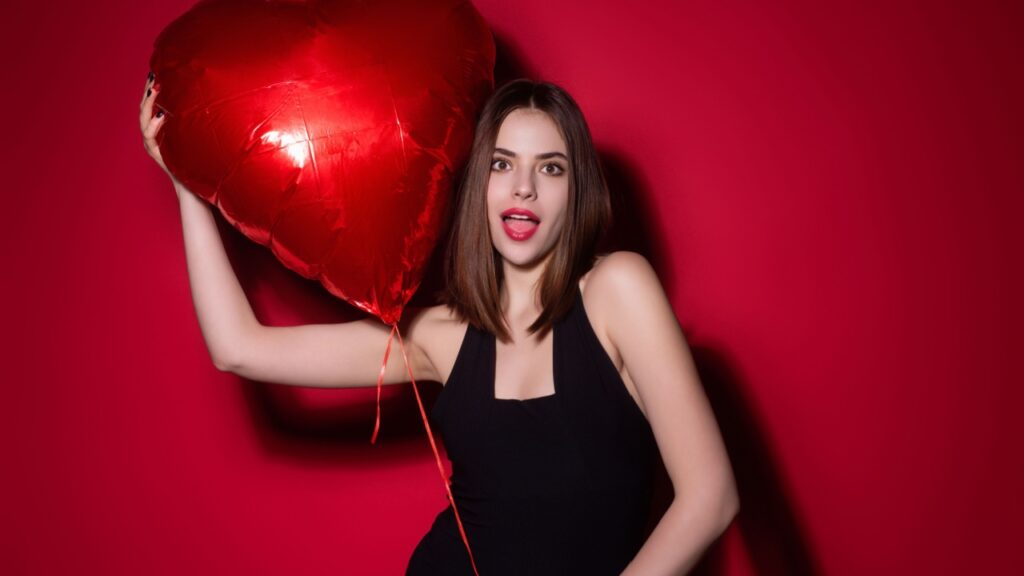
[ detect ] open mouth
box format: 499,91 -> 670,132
500,209 -> 540,241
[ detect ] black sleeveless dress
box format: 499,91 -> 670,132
406,289 -> 658,575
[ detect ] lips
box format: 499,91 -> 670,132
500,207 -> 540,241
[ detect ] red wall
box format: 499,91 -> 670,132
3,1 -> 1021,574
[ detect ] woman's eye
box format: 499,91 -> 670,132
542,163 -> 565,175
491,158 -> 511,171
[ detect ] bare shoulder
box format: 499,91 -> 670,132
579,251 -> 668,365
404,302 -> 469,385
580,251 -> 664,323
581,251 -> 661,295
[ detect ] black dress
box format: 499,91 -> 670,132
406,288 -> 658,575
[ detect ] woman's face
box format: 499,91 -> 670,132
486,108 -> 570,270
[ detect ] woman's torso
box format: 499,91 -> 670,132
405,277 -> 658,575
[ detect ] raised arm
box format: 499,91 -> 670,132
139,74 -> 438,388
177,188 -> 440,387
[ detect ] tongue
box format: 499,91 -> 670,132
506,219 -> 537,233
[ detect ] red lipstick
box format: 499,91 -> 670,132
500,208 -> 540,241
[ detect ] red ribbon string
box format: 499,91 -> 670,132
373,324 -> 481,576
370,324 -> 397,444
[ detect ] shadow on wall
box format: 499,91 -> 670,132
598,148 -> 670,290
687,346 -> 822,576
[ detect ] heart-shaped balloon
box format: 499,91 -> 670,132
150,0 -> 494,324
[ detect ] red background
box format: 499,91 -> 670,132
3,1 -> 1021,574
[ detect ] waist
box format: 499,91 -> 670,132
431,490 -> 652,576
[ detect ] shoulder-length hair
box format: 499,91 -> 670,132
443,79 -> 611,342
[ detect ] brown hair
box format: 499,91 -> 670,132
443,79 -> 612,342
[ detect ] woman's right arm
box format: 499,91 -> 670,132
141,74 -> 436,388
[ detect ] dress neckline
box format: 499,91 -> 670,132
490,290 -> 580,403
490,325 -> 560,402
493,387 -> 558,402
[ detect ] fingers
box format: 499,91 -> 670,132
140,70 -> 170,170
139,70 -> 155,110
139,71 -> 165,136
144,109 -> 167,143
139,71 -> 156,123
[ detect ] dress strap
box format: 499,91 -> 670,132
430,322 -> 491,427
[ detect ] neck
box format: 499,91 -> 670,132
499,254 -> 551,331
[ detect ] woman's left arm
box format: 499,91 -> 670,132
589,252 -> 739,576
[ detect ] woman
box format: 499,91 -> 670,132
140,75 -> 739,575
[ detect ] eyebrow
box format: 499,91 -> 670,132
494,148 -> 568,161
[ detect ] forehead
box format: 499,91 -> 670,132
495,108 -> 567,152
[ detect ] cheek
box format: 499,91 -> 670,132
544,202 -> 568,238
553,193 -> 571,235
551,184 -> 570,218
485,174 -> 502,209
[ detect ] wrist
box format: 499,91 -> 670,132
172,179 -> 189,198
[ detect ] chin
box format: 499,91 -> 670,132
490,220 -> 558,270
495,243 -> 555,270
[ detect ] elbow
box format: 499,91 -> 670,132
207,328 -> 257,373
717,485 -> 740,534
211,355 -> 234,373
672,481 -> 740,539
210,348 -> 240,373
212,358 -> 234,373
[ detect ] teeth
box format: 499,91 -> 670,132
504,214 -> 535,221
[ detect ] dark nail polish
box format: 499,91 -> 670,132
148,71 -> 155,82
156,110 -> 164,118
147,88 -> 152,97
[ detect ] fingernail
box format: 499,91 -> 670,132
156,110 -> 164,118
147,88 -> 152,97
148,71 -> 155,82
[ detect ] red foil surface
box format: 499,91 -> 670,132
149,0 -> 495,324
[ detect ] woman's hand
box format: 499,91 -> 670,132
138,71 -> 181,193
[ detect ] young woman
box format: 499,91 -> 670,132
140,75 -> 739,575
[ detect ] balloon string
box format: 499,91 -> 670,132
391,324 -> 481,576
370,324 -> 397,444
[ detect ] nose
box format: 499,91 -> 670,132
512,170 -> 537,201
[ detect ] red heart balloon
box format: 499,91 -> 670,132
150,0 -> 494,324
